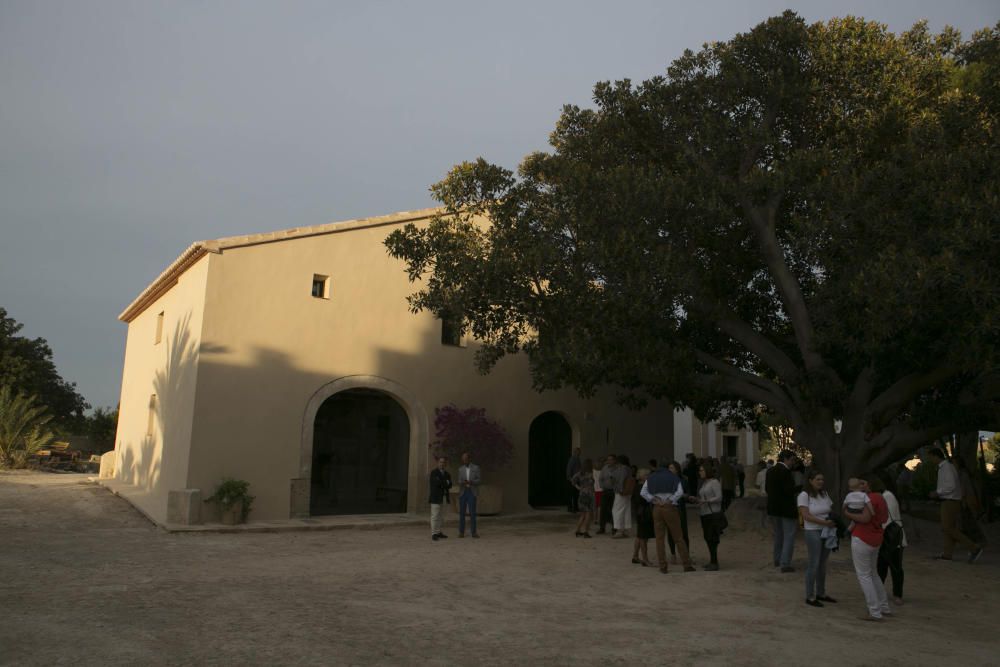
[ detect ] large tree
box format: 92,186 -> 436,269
0,307 -> 88,430
386,13 -> 1000,495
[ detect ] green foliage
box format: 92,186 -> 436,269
205,478 -> 254,522
0,308 -> 88,430
85,406 -> 119,453
955,22 -> 1000,113
0,385 -> 55,468
386,12 -> 1000,481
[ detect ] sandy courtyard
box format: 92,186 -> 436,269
1,471 -> 997,666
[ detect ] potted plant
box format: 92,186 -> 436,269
432,405 -> 513,515
206,478 -> 255,525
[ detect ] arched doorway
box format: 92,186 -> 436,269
310,388 -> 409,515
528,411 -> 572,508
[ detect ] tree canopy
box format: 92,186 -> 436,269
385,13 -> 1000,487
0,307 -> 88,430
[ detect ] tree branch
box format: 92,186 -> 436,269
865,421 -> 954,470
865,366 -> 963,429
711,308 -> 801,384
686,292 -> 802,392
865,419 -> 953,455
847,364 -> 876,415
693,351 -> 804,425
741,196 -> 826,374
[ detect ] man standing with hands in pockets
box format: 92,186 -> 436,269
458,452 -> 481,538
429,456 -> 452,541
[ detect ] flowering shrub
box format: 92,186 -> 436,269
432,405 -> 513,471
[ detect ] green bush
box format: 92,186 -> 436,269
0,385 -> 55,468
206,478 -> 255,522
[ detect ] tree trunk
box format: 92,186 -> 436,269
799,421 -> 869,505
956,430 -> 982,509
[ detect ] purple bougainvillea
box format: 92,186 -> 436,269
431,404 -> 513,471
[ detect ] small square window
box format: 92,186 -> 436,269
440,313 -> 464,347
311,274 -> 330,299
154,312 -> 164,344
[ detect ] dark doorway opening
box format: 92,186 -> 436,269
528,411 -> 572,508
310,388 -> 409,515
724,435 -> 739,459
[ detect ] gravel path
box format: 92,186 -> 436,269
1,471 -> 997,666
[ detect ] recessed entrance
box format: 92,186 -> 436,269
310,388 -> 409,515
528,411 -> 572,508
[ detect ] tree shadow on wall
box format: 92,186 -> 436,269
130,314 -> 198,492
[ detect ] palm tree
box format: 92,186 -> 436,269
0,385 -> 55,468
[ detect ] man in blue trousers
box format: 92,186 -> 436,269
458,452 -> 481,538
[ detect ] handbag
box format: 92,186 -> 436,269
882,520 -> 903,550
708,498 -> 728,535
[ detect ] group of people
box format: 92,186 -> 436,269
427,452 -> 481,540
767,447 -> 985,621
429,442 -> 987,622
561,445 -> 987,622
566,450 -> 734,574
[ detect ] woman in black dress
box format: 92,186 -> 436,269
631,468 -> 654,565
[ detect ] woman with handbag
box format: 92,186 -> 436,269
797,470 -> 837,608
870,477 -> 906,604
688,461 -> 724,571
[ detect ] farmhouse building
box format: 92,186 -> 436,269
107,208 -> 757,526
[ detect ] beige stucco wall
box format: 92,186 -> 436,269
113,254 -> 210,521
112,213 -> 772,524
177,219 -> 674,520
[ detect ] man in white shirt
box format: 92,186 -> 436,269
927,448 -> 982,562
457,452 -> 481,538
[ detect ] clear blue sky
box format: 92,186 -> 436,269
1,0 -> 997,411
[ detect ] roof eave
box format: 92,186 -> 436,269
117,243 -> 212,323
117,206 -> 447,324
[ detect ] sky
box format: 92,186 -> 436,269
1,0 -> 998,412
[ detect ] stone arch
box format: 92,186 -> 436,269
295,375 -> 429,517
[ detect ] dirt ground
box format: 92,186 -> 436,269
1,471 -> 998,666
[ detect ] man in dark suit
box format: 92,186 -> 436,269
766,449 -> 798,572
429,456 -> 452,541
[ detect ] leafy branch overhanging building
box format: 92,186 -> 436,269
107,208 -> 758,526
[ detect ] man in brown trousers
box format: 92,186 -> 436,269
640,462 -> 696,573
